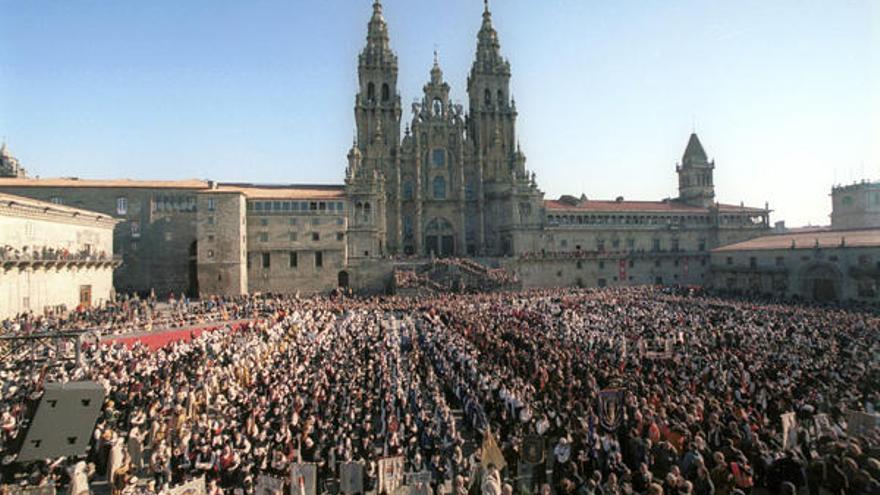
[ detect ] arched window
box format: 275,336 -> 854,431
432,98 -> 442,116
382,83 -> 390,102
497,90 -> 504,106
363,202 -> 372,220
433,176 -> 446,199
367,83 -> 375,102
402,181 -> 414,200
484,89 -> 492,106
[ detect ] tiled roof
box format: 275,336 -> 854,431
0,192 -> 118,222
545,199 -> 767,214
713,228 -> 880,252
0,177 -> 209,189
214,183 -> 346,199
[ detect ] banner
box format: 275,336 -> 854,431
340,462 -> 364,494
813,413 -> 834,437
378,456 -> 405,495
169,476 -> 206,495
598,388 -> 625,432
781,412 -> 798,451
405,471 -> 432,495
257,475 -> 286,495
847,411 -> 880,437
290,463 -> 318,495
480,430 -> 507,470
522,435 -> 544,464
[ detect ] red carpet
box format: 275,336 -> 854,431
102,319 -> 253,351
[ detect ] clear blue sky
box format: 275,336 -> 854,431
1,0 -> 877,227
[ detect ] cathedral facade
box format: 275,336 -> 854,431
0,1 -> 772,297
345,0 -> 544,259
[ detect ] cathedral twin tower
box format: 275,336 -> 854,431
345,0 -> 545,259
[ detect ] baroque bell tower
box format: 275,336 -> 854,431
467,0 -> 517,173
355,0 -> 402,155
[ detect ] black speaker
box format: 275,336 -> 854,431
16,381 -> 105,462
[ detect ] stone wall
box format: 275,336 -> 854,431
710,245 -> 880,302
0,198 -> 117,318
197,192 -> 248,297
244,202 -> 349,294
0,185 -> 200,297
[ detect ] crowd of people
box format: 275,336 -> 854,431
0,294 -> 259,338
0,287 -> 877,495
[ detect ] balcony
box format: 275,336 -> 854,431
1,249 -> 122,272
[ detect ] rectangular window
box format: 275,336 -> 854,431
207,235 -> 214,242
597,240 -> 605,252
261,252 -> 270,268
611,239 -> 620,249
309,202 -> 318,211
289,217 -> 297,225
672,239 -> 680,252
319,202 -> 326,211
289,252 -> 298,268
775,257 -> 785,267
131,221 -> 141,239
599,260 -> 605,269
207,198 -> 216,212
259,232 -> 269,242
337,202 -> 344,211
749,257 -> 757,269
652,239 -> 661,252
312,218 -> 320,226
337,217 -> 344,226
289,232 -> 297,242
117,197 -> 128,215
654,259 -> 661,268
273,201 -> 282,211
207,216 -> 214,225
312,232 -> 320,241
699,239 -> 707,252
626,239 -> 635,250
260,218 -> 269,226
315,251 -> 323,268
282,201 -> 291,211
337,232 -> 344,241
726,256 -> 733,266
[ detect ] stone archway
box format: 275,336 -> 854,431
424,217 -> 455,257
800,263 -> 842,301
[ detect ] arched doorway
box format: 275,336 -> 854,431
337,270 -> 350,288
801,263 -> 841,301
424,217 -> 455,257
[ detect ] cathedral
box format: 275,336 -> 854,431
0,0 -> 772,296
345,0 -> 544,259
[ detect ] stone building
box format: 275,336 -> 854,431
0,192 -> 119,318
831,181 -> 880,230
0,143 -> 27,178
710,228 -> 880,302
0,1 -> 773,296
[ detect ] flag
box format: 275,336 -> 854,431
481,429 -> 507,470
781,412 -> 798,451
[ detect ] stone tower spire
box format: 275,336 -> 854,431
355,0 -> 401,156
467,0 -> 517,177
676,133 -> 716,207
